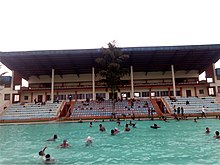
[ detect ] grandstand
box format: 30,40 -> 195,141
0,44 -> 220,122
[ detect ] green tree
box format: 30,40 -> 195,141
95,41 -> 129,117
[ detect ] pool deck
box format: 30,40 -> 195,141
0,115 -> 219,126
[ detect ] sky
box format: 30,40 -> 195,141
0,0 -> 220,76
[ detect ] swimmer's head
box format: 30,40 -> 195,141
87,136 -> 91,140
45,154 -> 50,160
54,135 -> 58,139
216,131 -> 219,135
63,139 -> 67,143
39,151 -> 44,156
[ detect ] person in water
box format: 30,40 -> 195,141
89,122 -> 92,127
150,124 -> 160,129
205,127 -> 210,134
43,154 -> 55,164
99,124 -> 106,132
47,134 -> 58,141
124,124 -> 130,132
39,146 -> 47,156
111,129 -> 116,135
59,140 -> 70,148
111,128 -> 120,135
214,131 -> 220,139
114,127 -> 119,133
85,136 -> 93,146
129,120 -> 136,128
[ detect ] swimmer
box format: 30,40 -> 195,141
129,120 -> 133,126
124,124 -> 130,132
150,124 -> 160,129
127,120 -> 136,127
43,154 -> 55,164
114,127 -> 119,133
205,127 -> 210,134
90,122 -> 92,127
59,140 -> 70,148
214,131 -> 220,139
111,129 -> 115,135
194,118 -> 197,122
99,124 -> 106,132
39,146 -> 47,156
117,118 -> 121,124
47,134 -> 58,141
111,128 -> 119,135
85,136 -> 92,146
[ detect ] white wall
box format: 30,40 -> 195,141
0,86 -> 18,108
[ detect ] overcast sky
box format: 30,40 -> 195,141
0,0 -> 220,75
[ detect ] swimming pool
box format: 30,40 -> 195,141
0,119 -> 220,164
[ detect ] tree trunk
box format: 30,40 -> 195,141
112,88 -> 116,119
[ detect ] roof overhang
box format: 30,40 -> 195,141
0,44 -> 220,80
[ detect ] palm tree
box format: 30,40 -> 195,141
95,41 -> 129,118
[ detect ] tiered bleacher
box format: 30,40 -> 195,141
71,99 -> 155,119
0,102 -> 62,121
165,97 -> 220,115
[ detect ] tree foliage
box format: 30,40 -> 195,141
95,41 -> 129,100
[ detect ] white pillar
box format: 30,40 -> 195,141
212,63 -> 218,96
92,67 -> 96,100
10,71 -> 14,104
51,69 -> 55,103
171,65 -> 176,97
131,65 -> 134,99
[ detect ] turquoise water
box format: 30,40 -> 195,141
0,119 -> 220,164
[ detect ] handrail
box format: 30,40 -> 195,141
0,101 -> 10,115
161,97 -> 173,114
56,101 -> 65,117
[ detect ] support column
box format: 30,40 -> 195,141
51,69 -> 55,103
130,66 -> 134,99
171,65 -> 176,97
92,67 -> 96,100
194,87 -> 197,97
31,92 -> 33,103
149,88 -> 152,99
180,87 -> 182,97
45,92 -> 47,102
212,63 -> 218,96
10,71 -> 14,104
168,88 -> 170,97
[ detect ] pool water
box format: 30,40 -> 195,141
1,119 -> 220,164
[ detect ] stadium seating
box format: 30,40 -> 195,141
0,102 -> 62,121
71,99 -> 155,119
164,97 -> 220,114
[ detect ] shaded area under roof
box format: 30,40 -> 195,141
0,44 -> 220,80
